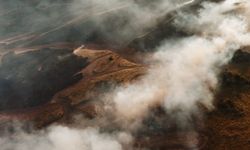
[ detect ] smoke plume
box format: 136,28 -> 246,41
1,0 -> 250,150
105,0 -> 249,122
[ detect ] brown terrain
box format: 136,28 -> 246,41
0,0 -> 250,150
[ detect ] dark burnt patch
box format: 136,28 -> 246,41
0,48 -> 88,110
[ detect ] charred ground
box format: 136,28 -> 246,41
0,0 -> 250,150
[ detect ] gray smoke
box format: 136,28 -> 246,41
0,0 -> 195,47
1,0 -> 250,150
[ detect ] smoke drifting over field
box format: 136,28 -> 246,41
109,0 -> 250,124
1,0 -> 250,150
0,0 -> 194,47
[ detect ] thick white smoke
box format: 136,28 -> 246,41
0,125 -> 133,150
2,0 -> 250,150
107,0 -> 250,125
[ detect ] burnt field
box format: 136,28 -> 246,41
0,0 -> 250,150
